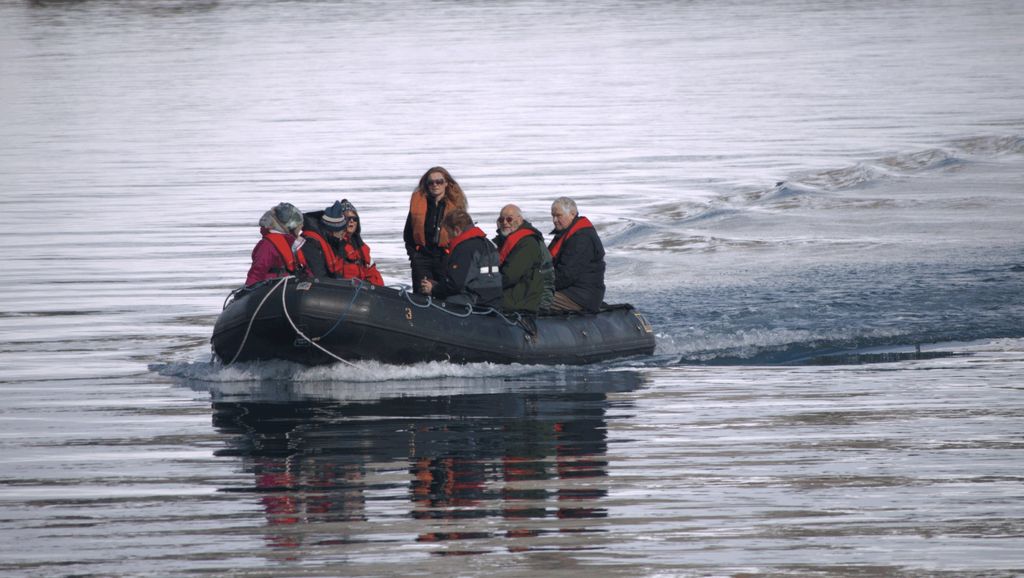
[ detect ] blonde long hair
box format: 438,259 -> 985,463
415,166 -> 468,211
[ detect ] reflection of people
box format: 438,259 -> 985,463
245,202 -> 309,286
210,380 -> 636,553
492,204 -> 554,313
548,197 -> 606,312
420,209 -> 502,308
335,199 -> 384,286
403,166 -> 468,293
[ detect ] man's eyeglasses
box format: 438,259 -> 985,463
428,178 -> 446,186
497,216 -> 517,223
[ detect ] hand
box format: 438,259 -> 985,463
419,278 -> 434,294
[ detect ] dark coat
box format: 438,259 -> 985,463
433,228 -> 502,309
493,221 -> 554,313
549,217 -> 606,312
403,194 -> 447,257
300,211 -> 341,280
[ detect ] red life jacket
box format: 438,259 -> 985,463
339,240 -> 384,286
301,230 -> 343,275
548,216 -> 594,260
498,228 -> 534,264
263,231 -> 309,274
445,227 -> 488,254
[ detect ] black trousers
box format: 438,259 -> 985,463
409,250 -> 446,293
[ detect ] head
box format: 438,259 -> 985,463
417,166 -> 467,210
496,204 -> 524,237
260,202 -> 304,235
338,198 -> 360,236
550,197 -> 578,232
320,200 -> 350,234
441,209 -> 474,239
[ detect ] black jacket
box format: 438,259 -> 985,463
433,229 -> 502,309
549,217 -> 606,312
403,196 -> 447,257
300,211 -> 341,280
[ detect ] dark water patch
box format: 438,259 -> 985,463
801,349 -> 966,365
656,252 -> 1024,365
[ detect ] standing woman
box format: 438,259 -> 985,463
403,166 -> 468,292
336,199 -> 385,286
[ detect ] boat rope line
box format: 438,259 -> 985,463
316,278 -> 365,340
226,276 -> 289,366
226,278 -> 530,368
279,278 -> 362,369
392,284 -> 525,326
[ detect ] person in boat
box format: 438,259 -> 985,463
548,196 -> 606,312
299,200 -> 350,280
245,202 -> 310,287
334,199 -> 384,286
301,200 -> 385,286
492,204 -> 555,313
403,166 -> 468,293
420,209 -> 502,309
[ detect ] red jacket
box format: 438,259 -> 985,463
339,239 -> 384,286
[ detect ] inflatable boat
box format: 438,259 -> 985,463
211,277 -> 656,366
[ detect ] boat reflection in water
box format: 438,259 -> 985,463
208,371 -> 644,557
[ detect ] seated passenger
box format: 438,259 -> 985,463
245,202 -> 309,286
335,199 -> 384,286
420,209 -> 502,308
492,204 -> 554,313
547,197 -> 606,312
300,200 -> 349,280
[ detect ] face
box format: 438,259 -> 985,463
427,171 -> 447,200
497,209 -> 522,236
344,212 -> 358,234
551,206 -> 574,232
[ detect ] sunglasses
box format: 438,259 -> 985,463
428,178 -> 447,187
497,216 -> 517,223
346,216 -> 358,223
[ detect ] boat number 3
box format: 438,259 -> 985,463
405,307 -> 413,322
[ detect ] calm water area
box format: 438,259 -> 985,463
1,0 -> 1023,576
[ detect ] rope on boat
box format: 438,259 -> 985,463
317,278 -> 365,339
392,284 -> 525,326
226,276 -> 289,366
279,278 -> 361,369
225,277 -> 531,368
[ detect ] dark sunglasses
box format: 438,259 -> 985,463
428,178 -> 447,186
346,216 -> 358,223
497,216 -> 517,223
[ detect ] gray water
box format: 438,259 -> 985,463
1,0 -> 1023,576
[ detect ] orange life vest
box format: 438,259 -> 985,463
264,232 -> 308,274
498,227 -> 534,264
548,216 -> 594,260
408,190 -> 451,249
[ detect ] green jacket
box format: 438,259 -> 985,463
493,222 -> 554,313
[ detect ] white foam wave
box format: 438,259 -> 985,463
654,325 -> 911,361
151,357 -> 555,384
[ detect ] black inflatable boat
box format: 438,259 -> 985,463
211,277 -> 656,366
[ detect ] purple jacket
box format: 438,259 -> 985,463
245,229 -> 297,286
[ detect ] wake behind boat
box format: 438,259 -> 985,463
211,277 -> 656,366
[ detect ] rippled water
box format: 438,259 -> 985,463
1,0 -> 1023,575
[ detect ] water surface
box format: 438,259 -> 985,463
1,0 -> 1023,575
